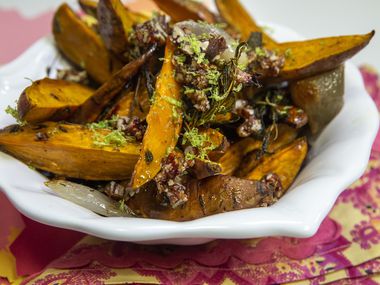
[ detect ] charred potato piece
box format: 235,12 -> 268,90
131,41 -> 183,188
127,175 -> 272,221
70,48 -> 154,123
243,137 -> 308,192
97,0 -> 135,56
53,4 -> 122,84
291,65 -> 344,135
0,123 -> 140,180
17,78 -> 94,124
153,0 -> 216,23
215,0 -> 277,47
278,31 -> 374,80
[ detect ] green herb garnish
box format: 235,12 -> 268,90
5,105 -> 26,126
92,130 -> 134,148
182,127 -> 217,161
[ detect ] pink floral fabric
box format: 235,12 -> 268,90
19,67 -> 380,285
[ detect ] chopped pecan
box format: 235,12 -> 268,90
248,48 -> 285,77
234,99 -> 263,137
56,69 -> 89,85
116,116 -> 146,141
184,89 -> 210,112
154,152 -> 190,208
259,173 -> 283,206
205,35 -> 227,60
131,14 -> 169,48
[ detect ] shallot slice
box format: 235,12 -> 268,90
45,180 -> 134,217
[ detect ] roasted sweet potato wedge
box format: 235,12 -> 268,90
0,123 -> 140,180
153,0 -> 216,23
243,137 -> 308,192
53,4 -> 122,84
106,80 -> 151,119
97,0 -> 135,56
70,48 -> 154,123
219,124 -> 298,175
131,41 -> 183,188
291,65 -> 344,135
278,31 -> 374,80
17,78 -> 94,124
127,175 -> 271,221
215,0 -> 277,47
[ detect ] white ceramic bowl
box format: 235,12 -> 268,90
0,23 -> 378,245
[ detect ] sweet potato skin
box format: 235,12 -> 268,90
97,0 -> 134,56
0,123 -> 140,180
243,137 -> 308,192
131,41 -> 183,188
53,4 -> 122,84
278,32 -> 374,80
291,65 -> 344,135
17,78 -> 94,123
153,0 -> 216,23
128,175 -> 269,221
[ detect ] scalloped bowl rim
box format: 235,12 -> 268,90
0,22 -> 378,245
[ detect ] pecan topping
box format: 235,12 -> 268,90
234,99 -> 263,137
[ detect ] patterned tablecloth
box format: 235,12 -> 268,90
0,1 -> 380,284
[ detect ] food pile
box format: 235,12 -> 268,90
0,0 -> 374,220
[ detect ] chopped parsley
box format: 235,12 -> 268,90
92,130 -> 134,148
182,127 -> 217,161
88,116 -> 119,130
179,33 -> 209,65
5,104 -> 26,126
206,68 -> 221,85
284,48 -> 293,59
88,116 -> 135,148
162,96 -> 183,108
255,47 -> 266,57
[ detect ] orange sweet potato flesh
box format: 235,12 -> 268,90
70,48 -> 154,123
219,137 -> 260,176
79,0 -> 98,17
243,137 -> 308,191
153,0 -> 216,23
219,124 -> 298,175
278,31 -> 375,80
0,123 -> 140,180
127,175 -> 269,221
107,80 -> 151,119
17,78 -> 94,124
53,4 -> 122,84
97,0 -> 136,56
215,0 -> 277,47
131,41 -> 183,188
